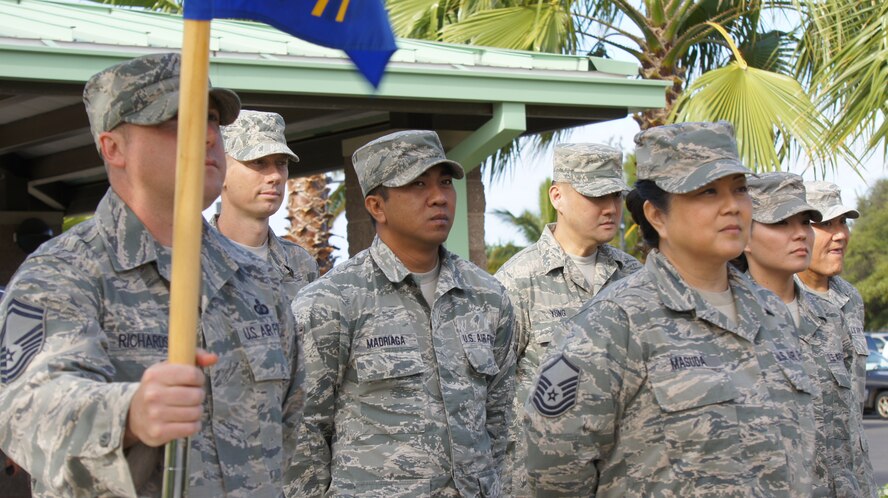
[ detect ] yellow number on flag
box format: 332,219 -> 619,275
312,0 -> 350,22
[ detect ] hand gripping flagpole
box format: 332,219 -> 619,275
162,18 -> 211,498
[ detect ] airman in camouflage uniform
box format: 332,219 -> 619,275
0,53 -> 305,497
213,109 -> 318,297
290,130 -> 517,497
524,121 -> 815,497
494,143 -> 640,496
796,181 -> 875,496
745,172 -> 862,496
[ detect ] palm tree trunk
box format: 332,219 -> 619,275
284,174 -> 336,274
466,167 -> 487,269
635,51 -> 687,130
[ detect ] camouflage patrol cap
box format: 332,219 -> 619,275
634,121 -> 751,193
804,181 -> 859,221
553,143 -> 629,197
83,52 -> 240,149
222,110 -> 299,162
352,130 -> 465,197
747,172 -> 822,224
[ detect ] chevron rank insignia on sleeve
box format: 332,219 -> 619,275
1,299 -> 45,385
532,354 -> 580,417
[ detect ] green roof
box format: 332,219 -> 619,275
0,0 -> 665,108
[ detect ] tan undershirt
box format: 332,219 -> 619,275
696,287 -> 738,325
568,250 -> 599,294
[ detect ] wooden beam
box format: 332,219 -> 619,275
28,145 -> 103,182
239,93 -> 492,116
0,104 -> 90,155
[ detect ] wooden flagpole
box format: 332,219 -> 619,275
162,18 -> 211,498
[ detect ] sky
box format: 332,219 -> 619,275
206,115 -> 886,265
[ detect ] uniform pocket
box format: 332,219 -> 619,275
776,359 -> 816,396
455,314 -> 500,377
649,363 -> 739,412
354,349 -> 426,434
476,468 -> 502,497
333,477 -> 431,498
827,360 -> 853,390
648,356 -> 741,478
355,349 -> 425,382
464,345 -> 500,377
241,340 -> 289,382
234,318 -> 290,382
530,324 -> 553,349
456,314 -> 501,378
851,331 -> 868,356
529,307 -> 562,347
524,327 -> 553,364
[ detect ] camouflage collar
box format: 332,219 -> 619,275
646,250 -> 775,341
369,235 -> 464,293
266,232 -> 296,276
538,224 -> 569,274
795,275 -> 851,309
644,251 -> 698,313
797,288 -> 828,339
537,223 -> 621,293
208,213 -> 295,275
96,188 -> 163,273
827,276 -> 853,308
540,223 -> 631,295
97,189 -> 239,295
538,222 -> 618,273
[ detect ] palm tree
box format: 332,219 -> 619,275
796,0 -> 887,156
283,175 -> 346,274
283,176 -> 337,274
486,242 -> 524,273
492,177 -> 556,245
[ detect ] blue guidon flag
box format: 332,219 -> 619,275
532,354 -> 580,417
0,299 -> 45,385
184,0 -> 397,88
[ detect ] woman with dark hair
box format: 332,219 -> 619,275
524,121 -> 815,497
745,172 -> 870,497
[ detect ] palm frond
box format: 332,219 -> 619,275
328,183 -> 346,220
481,129 -> 571,183
794,0 -> 886,154
386,0 -> 443,40
737,30 -> 794,74
492,208 -> 545,244
486,241 -> 524,273
671,22 -> 838,174
88,0 -> 182,13
810,1 -> 887,154
441,5 -> 576,53
537,177 -> 557,225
